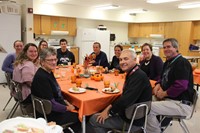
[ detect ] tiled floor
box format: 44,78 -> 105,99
0,84 -> 199,133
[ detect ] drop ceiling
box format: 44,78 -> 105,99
46,0 -> 200,13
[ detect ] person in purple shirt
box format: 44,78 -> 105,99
146,38 -> 195,133
31,47 -> 81,133
1,40 -> 24,74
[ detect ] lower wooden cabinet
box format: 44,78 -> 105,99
70,47 -> 79,64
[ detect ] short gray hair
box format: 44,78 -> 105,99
39,47 -> 57,61
122,49 -> 137,59
163,38 -> 179,49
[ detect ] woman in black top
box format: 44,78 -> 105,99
110,45 -> 123,73
139,43 -> 163,81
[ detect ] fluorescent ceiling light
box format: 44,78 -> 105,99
147,0 -> 180,4
95,5 -> 119,10
178,2 -> 200,9
128,9 -> 148,14
41,0 -> 66,4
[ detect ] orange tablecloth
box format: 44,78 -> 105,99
193,69 -> 200,85
57,66 -> 157,121
57,66 -> 124,121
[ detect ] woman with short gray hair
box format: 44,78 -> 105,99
31,47 -> 81,133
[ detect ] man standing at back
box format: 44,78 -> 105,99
57,38 -> 75,65
146,38 -> 195,133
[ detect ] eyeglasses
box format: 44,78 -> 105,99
45,58 -> 58,62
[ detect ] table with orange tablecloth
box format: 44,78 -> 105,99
57,66 -> 156,133
57,66 -> 125,133
193,69 -> 200,91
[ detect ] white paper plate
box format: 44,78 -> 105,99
69,88 -> 86,93
102,88 -> 120,94
0,117 -> 63,133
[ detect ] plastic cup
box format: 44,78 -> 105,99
104,80 -> 110,88
76,79 -> 82,87
71,75 -> 76,83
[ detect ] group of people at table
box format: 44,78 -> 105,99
1,37 -> 195,133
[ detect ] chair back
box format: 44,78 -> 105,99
125,101 -> 151,120
5,72 -> 12,90
188,89 -> 198,119
31,95 -> 52,121
10,80 -> 23,102
125,101 -> 151,133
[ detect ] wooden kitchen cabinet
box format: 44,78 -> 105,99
152,23 -> 165,34
139,23 -> 152,37
41,15 -> 51,35
192,21 -> 200,40
51,16 -> 68,31
172,21 -> 193,56
67,17 -> 77,36
159,48 -> 165,61
33,15 -> 41,35
164,22 -> 173,38
128,23 -> 140,37
33,15 -> 76,36
70,47 -> 79,64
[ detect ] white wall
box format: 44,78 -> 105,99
77,19 -> 128,44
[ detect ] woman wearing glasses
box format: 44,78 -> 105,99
31,47 -> 81,133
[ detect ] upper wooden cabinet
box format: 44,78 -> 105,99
33,15 -> 41,35
128,23 -> 164,38
171,21 -> 193,55
139,23 -> 152,37
128,23 -> 140,37
40,15 -> 51,35
152,23 -> 165,34
192,21 -> 200,40
34,15 -> 76,36
67,17 -> 77,36
164,22 -> 173,38
51,16 -> 68,31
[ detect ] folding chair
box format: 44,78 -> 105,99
6,80 -> 33,119
110,101 -> 151,133
31,95 -> 75,132
160,89 -> 198,133
2,72 -> 13,111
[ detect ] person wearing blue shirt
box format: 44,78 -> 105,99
1,40 -> 24,75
